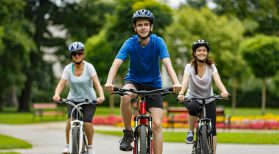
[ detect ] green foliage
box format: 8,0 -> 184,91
213,0 -> 279,36
240,35 -> 279,78
85,30 -> 113,83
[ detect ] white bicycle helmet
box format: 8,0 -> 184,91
68,42 -> 84,53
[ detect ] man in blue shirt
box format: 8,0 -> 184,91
105,9 -> 181,154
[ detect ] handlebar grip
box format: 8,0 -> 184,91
113,87 -> 120,91
166,87 -> 173,92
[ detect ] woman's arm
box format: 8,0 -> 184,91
213,72 -> 229,97
53,78 -> 67,102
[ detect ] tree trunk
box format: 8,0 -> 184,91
6,86 -> 19,107
18,74 -> 34,112
261,79 -> 266,115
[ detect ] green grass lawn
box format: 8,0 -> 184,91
0,134 -> 32,149
96,130 -> 279,144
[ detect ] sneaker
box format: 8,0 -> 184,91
87,145 -> 95,154
119,129 -> 134,151
186,131 -> 194,144
62,145 -> 69,154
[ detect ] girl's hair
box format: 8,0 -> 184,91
190,52 -> 214,75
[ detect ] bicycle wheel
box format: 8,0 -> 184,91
138,125 -> 147,154
71,126 -> 80,154
200,125 -> 210,154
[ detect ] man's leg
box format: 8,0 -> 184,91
119,83 -> 136,151
149,107 -> 163,154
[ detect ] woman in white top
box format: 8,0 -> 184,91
53,42 -> 105,154
177,40 -> 228,154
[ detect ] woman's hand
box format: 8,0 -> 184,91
52,95 -> 61,102
177,94 -> 185,102
96,97 -> 105,104
220,91 -> 229,98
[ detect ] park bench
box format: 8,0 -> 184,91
166,105 -> 231,129
32,103 -> 66,121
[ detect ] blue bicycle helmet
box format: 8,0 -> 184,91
68,42 -> 84,53
192,39 -> 210,52
132,9 -> 155,24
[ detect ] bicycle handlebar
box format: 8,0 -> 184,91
112,87 -> 174,97
59,98 -> 97,106
183,94 -> 231,104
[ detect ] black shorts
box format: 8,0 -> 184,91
184,100 -> 217,136
125,81 -> 163,109
67,104 -> 96,123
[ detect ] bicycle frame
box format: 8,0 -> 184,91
112,87 -> 173,154
60,99 -> 96,154
184,95 -> 229,154
133,96 -> 153,154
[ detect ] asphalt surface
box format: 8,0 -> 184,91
0,122 -> 279,154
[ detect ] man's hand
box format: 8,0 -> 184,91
172,83 -> 182,94
104,83 -> 114,93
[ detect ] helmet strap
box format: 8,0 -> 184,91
137,32 -> 152,45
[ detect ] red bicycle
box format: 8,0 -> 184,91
112,87 -> 174,154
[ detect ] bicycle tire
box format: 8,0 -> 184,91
138,125 -> 147,154
71,126 -> 80,154
200,125 -> 210,154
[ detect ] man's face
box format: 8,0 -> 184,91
134,19 -> 153,38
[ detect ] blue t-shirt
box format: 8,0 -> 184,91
116,34 -> 170,88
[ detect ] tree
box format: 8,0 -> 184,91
0,0 -> 35,111
240,35 -> 279,114
213,0 -> 279,36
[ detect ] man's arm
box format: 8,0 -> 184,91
162,58 -> 181,93
105,58 -> 123,92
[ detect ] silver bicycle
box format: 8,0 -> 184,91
60,98 -> 96,154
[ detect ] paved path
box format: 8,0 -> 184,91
0,122 -> 279,154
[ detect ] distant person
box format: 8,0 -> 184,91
105,9 -> 181,154
177,40 -> 228,154
53,42 -> 105,154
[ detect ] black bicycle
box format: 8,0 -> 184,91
112,87 -> 174,154
59,98 -> 96,154
183,95 -> 229,154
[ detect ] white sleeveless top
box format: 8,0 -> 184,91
184,63 -> 217,103
62,61 -> 97,101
